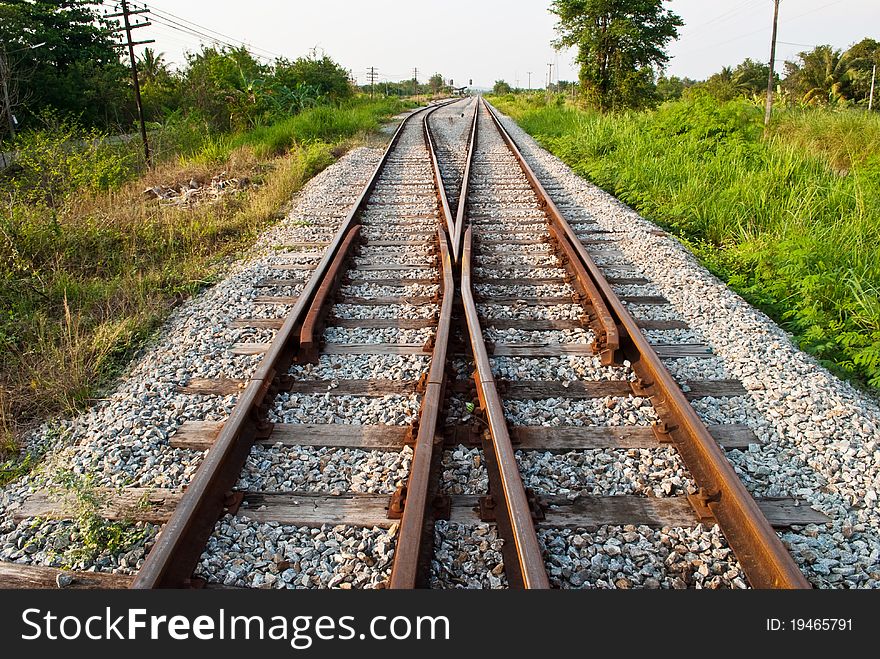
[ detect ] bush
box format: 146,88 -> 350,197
5,116 -> 138,206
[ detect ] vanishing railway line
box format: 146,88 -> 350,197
0,97 -> 828,590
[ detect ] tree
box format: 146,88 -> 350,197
138,48 -> 168,84
493,80 -> 512,95
783,45 -> 855,105
843,38 -> 880,104
550,0 -> 682,111
429,73 -> 444,94
732,58 -> 773,96
656,74 -> 695,101
700,66 -> 737,101
0,0 -> 130,130
273,52 -> 352,101
698,60 -> 775,101
138,49 -> 179,123
180,46 -> 270,131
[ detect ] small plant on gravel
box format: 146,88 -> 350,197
50,470 -> 152,568
0,423 -> 69,487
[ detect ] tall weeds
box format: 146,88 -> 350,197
492,93 -> 880,391
0,98 -> 406,455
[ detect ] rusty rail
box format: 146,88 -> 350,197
131,102 -> 454,588
298,227 -> 361,363
389,98 -> 470,587
424,110 -> 455,241
388,227 -> 455,588
481,99 -> 619,363
481,98 -> 809,589
450,99 -> 479,262
460,226 -> 550,589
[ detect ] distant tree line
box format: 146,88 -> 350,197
546,0 -> 879,111
0,0 -> 354,140
657,39 -> 880,107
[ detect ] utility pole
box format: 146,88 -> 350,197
547,63 -> 554,91
107,0 -> 154,166
0,48 -> 14,140
763,0 -> 780,130
367,66 -> 378,99
412,67 -> 418,97
527,71 -> 532,90
869,62 -> 876,111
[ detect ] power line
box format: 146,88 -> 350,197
101,1 -> 280,63
141,2 -> 283,60
675,0 -> 848,59
777,40 -> 819,48
686,0 -> 765,33
148,15 -> 274,61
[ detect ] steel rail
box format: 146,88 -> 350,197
131,101 -> 453,588
388,227 -> 455,588
479,99 -> 619,363
450,99 -> 479,262
460,226 -> 551,589
389,97 -> 468,587
298,226 -> 361,363
481,98 -> 809,589
424,109 -> 456,241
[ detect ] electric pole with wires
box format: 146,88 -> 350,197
106,0 -> 154,166
412,68 -> 418,97
763,0 -> 781,130
367,67 -> 378,99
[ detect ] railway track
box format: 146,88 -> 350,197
0,97 -> 828,590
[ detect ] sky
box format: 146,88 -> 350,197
127,0 -> 878,89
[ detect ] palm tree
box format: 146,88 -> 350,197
138,48 -> 168,83
716,66 -> 733,83
784,45 -> 855,105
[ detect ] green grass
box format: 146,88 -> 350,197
490,93 -> 880,391
0,96 -> 410,457
234,97 -> 408,158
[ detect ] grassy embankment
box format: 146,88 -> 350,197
0,96 -> 410,476
490,93 -> 880,394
